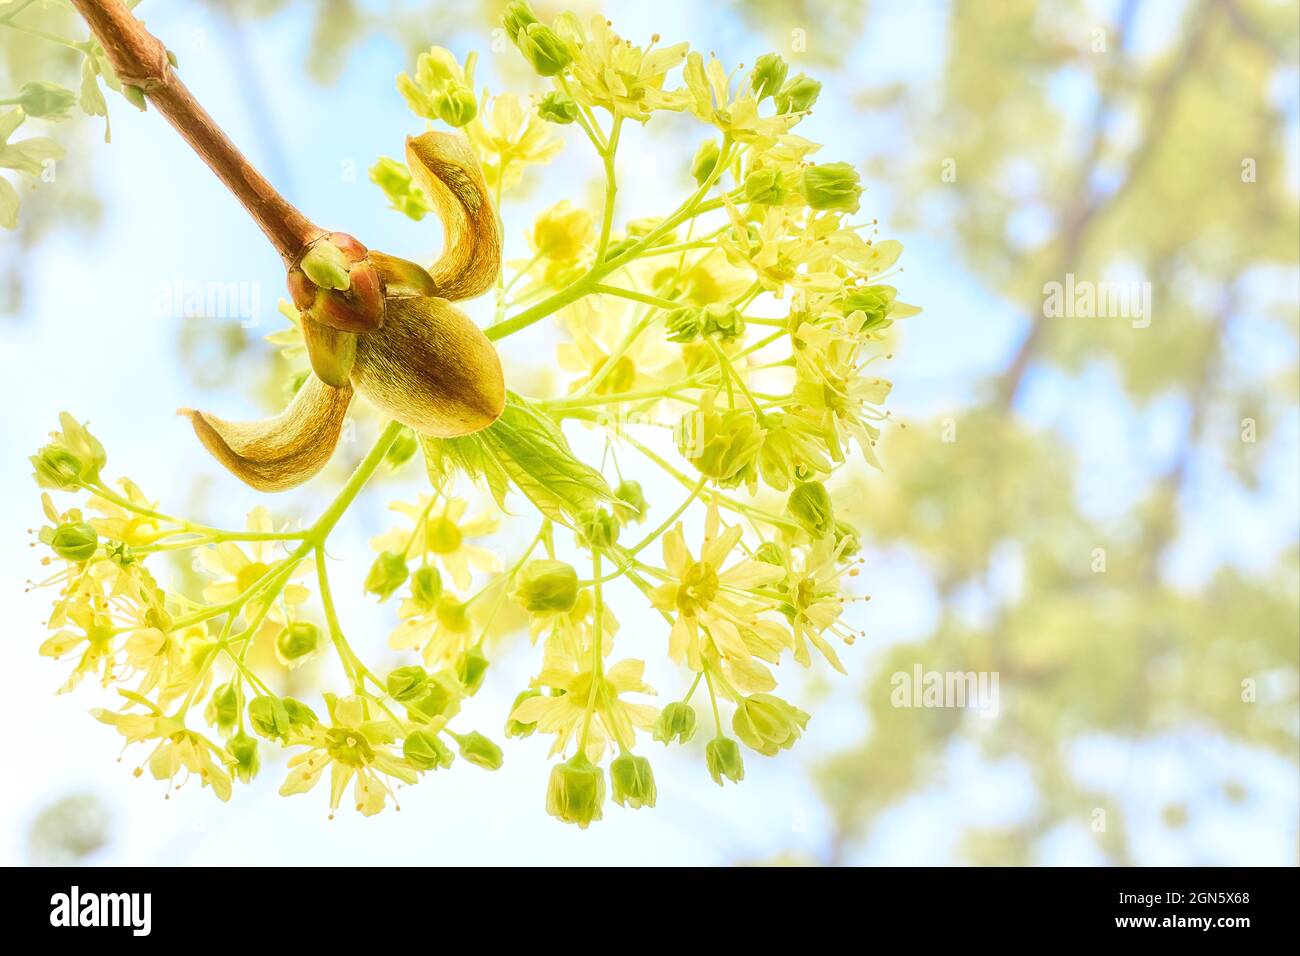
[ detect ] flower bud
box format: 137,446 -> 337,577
206,682 -> 240,735
753,541 -> 786,566
833,519 -> 861,557
248,695 -> 292,742
513,559 -> 579,613
576,508 -> 620,549
749,53 -> 788,101
538,90 -> 578,124
457,646 -> 490,695
384,426 -> 421,470
546,753 -> 605,828
386,664 -> 429,702
227,731 -> 260,783
653,701 -> 698,746
409,565 -> 443,608
516,24 -> 572,77
706,736 -> 745,785
17,81 -> 76,120
276,621 -> 321,665
502,1 -> 539,41
842,284 -> 896,329
787,480 -> 834,538
403,728 -> 454,771
732,693 -> 810,756
610,753 -> 657,809
30,414 -> 106,489
407,671 -> 462,722
775,73 -> 821,114
505,689 -> 541,738
701,303 -> 745,341
433,83 -> 478,127
680,405 -> 762,483
283,697 -> 319,728
614,479 -> 648,523
454,731 -> 503,770
665,307 -> 703,343
801,162 -> 863,214
743,168 -> 784,205
691,138 -> 721,185
48,521 -> 97,562
365,550 -> 409,602
370,158 -> 431,221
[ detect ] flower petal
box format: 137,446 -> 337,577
405,132 -> 502,302
181,374 -> 353,492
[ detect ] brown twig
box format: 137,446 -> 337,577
68,0 -> 322,264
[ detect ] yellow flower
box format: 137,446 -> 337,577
682,52 -> 799,145
649,502 -> 789,692
87,478 -> 167,545
528,199 -> 596,266
467,91 -> 563,191
509,650 -> 658,761
93,707 -> 233,802
279,694 -> 417,817
552,13 -> 689,120
778,539 -> 863,672
557,295 -> 681,397
371,495 -> 499,591
389,591 -> 476,668
198,507 -> 310,621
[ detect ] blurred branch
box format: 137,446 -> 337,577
997,0 -> 1212,407
68,0 -> 322,263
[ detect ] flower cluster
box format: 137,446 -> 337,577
31,4 -> 912,826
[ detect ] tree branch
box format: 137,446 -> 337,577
69,0 -> 322,264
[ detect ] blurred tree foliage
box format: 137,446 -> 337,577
814,0 -> 1299,864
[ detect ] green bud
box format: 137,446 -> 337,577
749,53 -> 788,101
653,701 -> 698,746
433,82 -> 477,127
513,559 -> 579,613
706,736 -> 745,785
410,565 -> 443,607
691,138 -> 721,185
455,731 -> 504,770
300,240 -> 352,291
680,406 -> 762,483
743,167 -> 784,205
283,697 -> 318,727
503,1 -> 539,42
227,731 -> 259,783
546,753 -> 605,828
610,754 -> 657,809
384,426 -> 421,469
613,479 -> 648,523
207,682 -> 240,735
517,24 -> 571,76
665,307 -> 703,344
457,646 -> 490,695
833,519 -> 861,557
30,447 -> 84,490
787,480 -> 834,537
364,550 -> 409,602
505,689 -> 541,738
576,508 -> 620,549
248,695 -> 292,741
538,90 -> 578,124
842,285 -> 896,329
403,729 -> 454,771
386,664 -> 429,703
369,158 -> 431,221
775,73 -> 821,114
407,672 -> 462,722
276,621 -> 321,664
701,303 -> 745,341
753,541 -> 786,566
48,521 -> 97,562
17,81 -> 76,120
732,693 -> 810,756
801,161 -> 863,214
